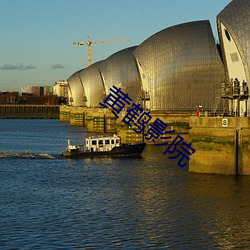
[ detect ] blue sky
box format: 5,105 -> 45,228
0,0 -> 232,92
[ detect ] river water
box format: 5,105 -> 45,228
0,119 -> 249,249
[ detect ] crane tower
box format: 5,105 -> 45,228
73,35 -> 129,66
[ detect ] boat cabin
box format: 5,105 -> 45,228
85,135 -> 121,152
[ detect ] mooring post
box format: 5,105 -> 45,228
235,129 -> 239,176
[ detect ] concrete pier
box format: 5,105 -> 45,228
189,117 -> 250,175
59,106 -> 190,143
59,106 -> 71,122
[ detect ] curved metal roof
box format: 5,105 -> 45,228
134,20 -> 225,112
99,46 -> 141,105
67,69 -> 85,106
79,61 -> 104,108
217,0 -> 250,83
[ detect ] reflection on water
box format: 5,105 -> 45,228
0,120 -> 249,249
186,173 -> 250,248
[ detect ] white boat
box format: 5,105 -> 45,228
62,134 -> 146,158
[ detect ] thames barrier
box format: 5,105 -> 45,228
59,105 -> 250,175
62,0 -> 250,175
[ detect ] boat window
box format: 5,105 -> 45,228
98,140 -> 103,145
105,140 -> 110,144
116,139 -> 120,144
111,139 -> 114,144
92,140 -> 97,145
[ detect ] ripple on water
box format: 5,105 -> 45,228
0,120 -> 250,249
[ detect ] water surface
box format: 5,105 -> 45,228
0,120 -> 249,249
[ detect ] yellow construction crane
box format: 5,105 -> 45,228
73,35 -> 129,66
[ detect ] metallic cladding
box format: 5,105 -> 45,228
79,61 -> 104,107
99,46 -> 141,105
67,69 -> 85,106
217,0 -> 250,84
133,20 -> 225,112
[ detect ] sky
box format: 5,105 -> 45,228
0,0 -> 232,92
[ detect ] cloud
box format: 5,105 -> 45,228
23,64 -> 36,70
1,63 -> 36,70
51,63 -> 64,69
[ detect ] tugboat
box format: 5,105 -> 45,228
62,134 -> 146,158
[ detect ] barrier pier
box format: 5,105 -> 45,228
189,117 -> 250,175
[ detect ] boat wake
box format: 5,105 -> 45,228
0,151 -> 55,159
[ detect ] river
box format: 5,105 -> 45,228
0,119 -> 249,249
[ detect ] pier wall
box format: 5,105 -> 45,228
60,106 -> 250,175
0,105 -> 59,119
59,106 -> 190,144
189,117 -> 250,175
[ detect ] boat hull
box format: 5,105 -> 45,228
62,142 -> 146,159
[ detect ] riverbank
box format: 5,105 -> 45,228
0,104 -> 59,119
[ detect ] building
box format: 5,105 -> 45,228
0,92 -> 19,104
67,69 -> 85,106
98,46 -> 141,106
79,61 -> 104,107
67,21 -> 225,113
133,20 -> 224,112
67,0 -> 249,116
217,0 -> 250,116
53,80 -> 68,98
21,85 -> 58,105
21,86 -> 53,96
